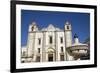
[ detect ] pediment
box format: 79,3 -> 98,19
41,24 -> 62,31
47,24 -> 55,30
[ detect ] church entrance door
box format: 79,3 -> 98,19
48,54 -> 53,61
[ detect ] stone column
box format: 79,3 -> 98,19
55,31 -> 58,61
42,31 -> 46,62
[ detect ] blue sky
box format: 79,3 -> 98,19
21,10 -> 90,46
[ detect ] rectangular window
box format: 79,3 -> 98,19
49,36 -> 52,44
61,47 -> 63,52
60,37 -> 63,43
38,48 -> 40,53
38,38 -> 41,45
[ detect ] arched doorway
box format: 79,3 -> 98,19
47,48 -> 55,62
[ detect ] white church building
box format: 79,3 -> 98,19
21,21 -> 88,63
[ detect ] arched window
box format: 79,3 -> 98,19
67,26 -> 69,29
31,26 -> 34,31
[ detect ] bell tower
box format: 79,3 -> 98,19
27,22 -> 38,60
29,22 -> 38,32
64,21 -> 72,47
64,21 -> 74,60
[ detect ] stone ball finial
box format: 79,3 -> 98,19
65,21 -> 70,25
31,22 -> 36,25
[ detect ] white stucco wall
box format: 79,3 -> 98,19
21,46 -> 27,56
27,33 -> 35,57
56,31 -> 66,61
25,23 -> 74,62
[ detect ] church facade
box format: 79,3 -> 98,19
21,21 -> 88,63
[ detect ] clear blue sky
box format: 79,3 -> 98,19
21,10 -> 90,46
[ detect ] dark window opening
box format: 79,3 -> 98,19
21,61 -> 25,63
60,37 -> 63,43
38,48 -> 40,53
38,38 -> 41,45
67,26 -> 69,29
31,26 -> 34,31
49,36 -> 52,44
61,47 -> 63,52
